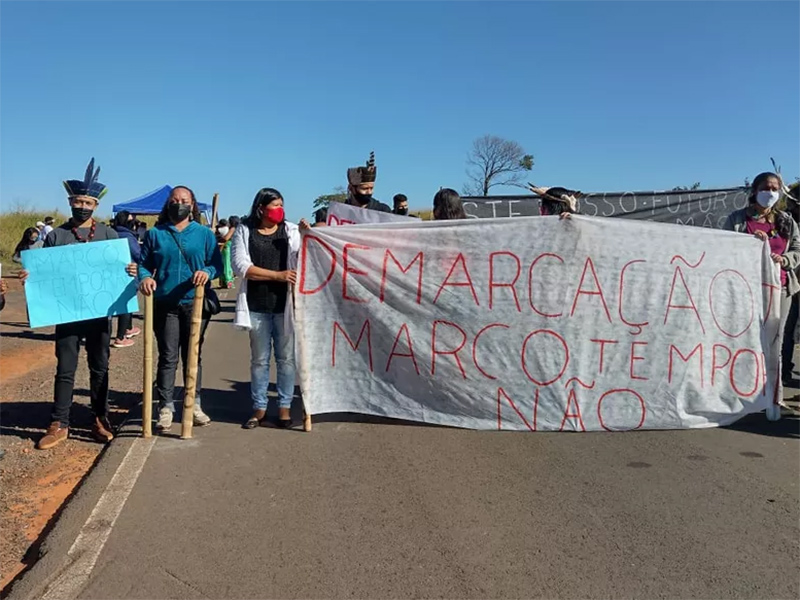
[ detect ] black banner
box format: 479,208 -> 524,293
462,187 -> 750,229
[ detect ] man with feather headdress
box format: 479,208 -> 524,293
345,151 -> 392,213
23,159 -> 135,450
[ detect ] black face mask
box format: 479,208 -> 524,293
71,207 -> 94,224
168,203 -> 192,222
395,207 -> 408,216
353,192 -> 373,206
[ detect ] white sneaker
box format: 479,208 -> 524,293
156,408 -> 173,431
193,405 -> 211,427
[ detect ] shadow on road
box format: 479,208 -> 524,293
724,411 -> 800,439
0,390 -> 142,443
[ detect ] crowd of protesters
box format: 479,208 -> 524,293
5,155 -> 800,450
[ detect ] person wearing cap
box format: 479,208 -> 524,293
346,151 -> 392,213
20,158 -> 137,450
43,216 -> 55,237
35,221 -> 46,235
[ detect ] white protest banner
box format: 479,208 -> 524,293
296,216 -> 782,431
327,202 -> 416,226
22,239 -> 138,328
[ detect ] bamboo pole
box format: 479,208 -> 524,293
142,294 -> 154,438
181,285 -> 205,439
210,193 -> 220,229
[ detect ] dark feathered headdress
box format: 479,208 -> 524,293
63,158 -> 107,201
347,151 -> 377,185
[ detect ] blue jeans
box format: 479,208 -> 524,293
249,312 -> 295,410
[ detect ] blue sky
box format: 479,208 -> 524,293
1,1 -> 798,223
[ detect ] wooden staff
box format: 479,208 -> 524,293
142,294 -> 154,438
210,193 -> 220,229
303,406 -> 312,432
181,285 -> 206,439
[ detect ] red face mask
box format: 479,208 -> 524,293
264,206 -> 285,224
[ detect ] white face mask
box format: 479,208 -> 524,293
756,190 -> 780,209
217,226 -> 229,236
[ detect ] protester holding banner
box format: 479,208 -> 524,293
12,227 -> 44,263
138,186 -> 223,431
231,188 -> 309,429
432,188 -> 467,220
345,151 -> 392,213
111,211 -> 142,348
21,158 -> 136,450
724,172 -> 800,385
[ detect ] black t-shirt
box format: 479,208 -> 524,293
247,225 -> 289,314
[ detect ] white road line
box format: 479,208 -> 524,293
37,436 -> 156,600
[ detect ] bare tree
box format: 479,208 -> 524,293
463,135 -> 534,196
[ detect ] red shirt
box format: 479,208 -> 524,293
746,218 -> 788,287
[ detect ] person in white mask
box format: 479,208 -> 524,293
216,219 -> 235,289
725,171 -> 800,386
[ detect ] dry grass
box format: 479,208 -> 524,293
0,208 -> 68,269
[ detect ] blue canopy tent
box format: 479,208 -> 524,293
112,185 -> 212,223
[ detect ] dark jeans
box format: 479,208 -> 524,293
782,293 -> 799,377
116,313 -> 133,340
52,318 -> 111,427
154,302 -> 210,412
117,313 -> 133,340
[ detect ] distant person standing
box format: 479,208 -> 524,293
313,207 -> 327,227
345,151 -> 392,213
216,219 -> 235,289
393,194 -> 409,216
43,216 -> 55,237
111,210 -> 142,348
20,158 -> 137,450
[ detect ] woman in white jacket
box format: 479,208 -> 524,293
231,188 -> 310,428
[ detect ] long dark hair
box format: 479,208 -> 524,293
540,186 -> 581,216
432,188 -> 466,220
749,172 -> 792,239
113,210 -> 132,229
156,185 -> 202,225
244,188 -> 283,228
14,227 -> 40,256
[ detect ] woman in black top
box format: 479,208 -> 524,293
231,188 -> 310,428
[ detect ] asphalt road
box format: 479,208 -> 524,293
8,295 -> 800,600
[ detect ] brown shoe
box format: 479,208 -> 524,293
38,422 -> 68,450
91,417 -> 114,444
